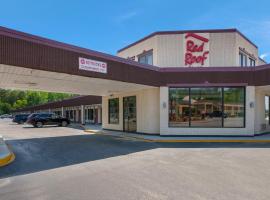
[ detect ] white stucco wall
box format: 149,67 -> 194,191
254,87 -> 270,134
102,88 -> 160,134
160,86 -> 255,136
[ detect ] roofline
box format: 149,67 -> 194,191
117,28 -> 258,53
12,95 -> 102,113
0,26 -> 160,72
259,57 -> 267,64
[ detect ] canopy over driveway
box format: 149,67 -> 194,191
0,26 -> 270,95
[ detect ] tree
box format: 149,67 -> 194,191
0,89 -> 74,114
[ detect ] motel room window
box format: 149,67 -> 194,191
239,52 -> 247,67
70,110 -> 74,120
89,109 -> 94,121
66,111 -> 69,119
108,98 -> 119,124
169,88 -> 190,127
249,58 -> 256,67
168,87 -> 245,128
138,50 -> 153,65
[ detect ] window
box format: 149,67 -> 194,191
249,58 -> 256,67
265,96 -> 269,124
223,88 -> 245,127
85,109 -> 88,120
109,98 -> 119,124
89,109 -> 94,121
239,52 -> 247,67
66,111 -> 69,118
168,87 -> 245,128
138,51 -> 153,65
190,88 -> 222,127
169,88 -> 190,127
70,110 -> 74,119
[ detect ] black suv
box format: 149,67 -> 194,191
13,114 -> 29,124
26,113 -> 70,128
209,111 -> 227,118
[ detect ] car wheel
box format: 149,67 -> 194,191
36,122 -> 43,128
61,121 -> 68,127
19,120 -> 24,124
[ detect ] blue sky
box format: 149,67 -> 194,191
0,0 -> 269,62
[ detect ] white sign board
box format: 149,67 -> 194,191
79,57 -> 107,74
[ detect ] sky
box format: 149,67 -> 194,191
0,0 -> 269,62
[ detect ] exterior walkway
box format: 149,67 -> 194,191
83,125 -> 270,143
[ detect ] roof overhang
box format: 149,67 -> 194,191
0,26 -> 270,94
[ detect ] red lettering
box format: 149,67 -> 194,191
185,33 -> 209,66
185,51 -> 209,66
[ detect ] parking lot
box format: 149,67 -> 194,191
1,119 -> 270,200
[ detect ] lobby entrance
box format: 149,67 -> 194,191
123,96 -> 137,132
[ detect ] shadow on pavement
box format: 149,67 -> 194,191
1,134 -> 270,179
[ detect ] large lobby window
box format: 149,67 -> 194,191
108,98 -> 119,124
138,50 -> 153,65
168,87 -> 245,128
190,88 -> 222,127
169,88 -> 190,127
223,88 -> 245,128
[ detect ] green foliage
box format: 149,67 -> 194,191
0,89 -> 74,114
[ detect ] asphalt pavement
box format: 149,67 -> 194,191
1,119 -> 270,200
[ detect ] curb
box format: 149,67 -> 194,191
152,139 -> 270,143
84,130 -> 270,143
0,138 -> 15,167
84,130 -> 153,142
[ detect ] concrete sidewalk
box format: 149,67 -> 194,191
0,135 -> 15,167
83,125 -> 270,143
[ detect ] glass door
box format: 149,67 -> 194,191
123,96 -> 137,132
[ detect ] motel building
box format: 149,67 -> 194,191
13,96 -> 102,125
0,26 -> 270,136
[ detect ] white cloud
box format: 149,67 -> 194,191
260,53 -> 270,60
115,11 -> 138,23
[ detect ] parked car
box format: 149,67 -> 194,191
209,111 -> 227,118
0,114 -> 13,119
26,113 -> 70,128
12,114 -> 29,124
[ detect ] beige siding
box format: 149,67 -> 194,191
117,31 -> 260,68
209,32 -> 236,66
258,58 -> 267,66
254,86 -> 270,134
117,36 -> 158,65
235,32 -> 258,66
156,34 -> 184,67
102,88 -> 160,134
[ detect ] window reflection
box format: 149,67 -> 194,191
168,87 -> 245,128
109,98 -> 119,124
169,88 -> 189,127
190,88 -> 222,127
223,88 -> 245,127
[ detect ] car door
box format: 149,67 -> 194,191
50,114 -> 60,125
39,114 -> 50,125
